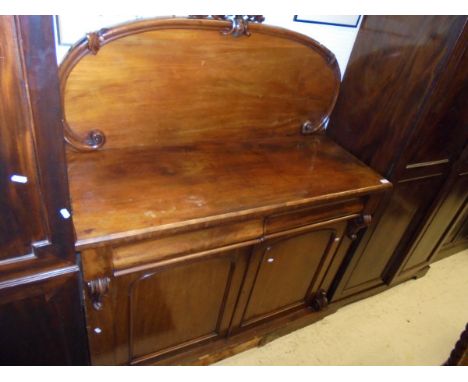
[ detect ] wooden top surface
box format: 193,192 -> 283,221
67,136 -> 390,249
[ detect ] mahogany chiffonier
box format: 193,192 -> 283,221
60,16 -> 390,365
2,15 -> 466,366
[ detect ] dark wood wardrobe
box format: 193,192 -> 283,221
0,15 -> 466,365
327,15 -> 467,302
0,16 -> 89,365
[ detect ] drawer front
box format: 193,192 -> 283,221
113,219 -> 262,270
264,198 -> 363,235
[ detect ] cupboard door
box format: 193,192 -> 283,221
238,222 -> 347,327
0,270 -> 88,365
85,247 -> 250,365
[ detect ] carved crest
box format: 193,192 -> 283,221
189,15 -> 265,37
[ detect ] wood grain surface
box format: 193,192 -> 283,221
60,18 -> 340,150
67,136 -> 388,248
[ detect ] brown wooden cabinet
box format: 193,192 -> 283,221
53,16 -> 391,365
82,216 -> 361,365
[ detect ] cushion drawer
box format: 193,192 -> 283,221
113,218 -> 262,270
265,198 -> 364,235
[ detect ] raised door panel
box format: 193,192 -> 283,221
334,176 -> 444,298
400,172 -> 468,271
130,256 -> 236,358
0,271 -> 88,365
327,16 -> 466,176
239,222 -> 346,327
86,247 -> 250,365
0,16 -> 46,262
403,29 -> 467,168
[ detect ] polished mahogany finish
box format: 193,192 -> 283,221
327,16 -> 467,301
0,16 -> 88,365
328,16 -> 467,177
55,17 -> 391,365
425,145 -> 468,263
67,137 -> 387,249
0,270 -> 87,365
0,16 -> 47,262
237,221 -> 346,327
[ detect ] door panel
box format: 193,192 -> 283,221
130,256 -> 234,358
240,222 -> 346,327
85,246 -> 250,365
0,271 -> 88,365
334,175 -> 444,298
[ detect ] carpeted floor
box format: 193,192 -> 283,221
216,250 -> 468,366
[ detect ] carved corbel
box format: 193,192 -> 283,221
87,277 -> 110,310
347,214 -> 372,240
310,289 -> 328,312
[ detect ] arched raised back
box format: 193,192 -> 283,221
60,17 -> 340,151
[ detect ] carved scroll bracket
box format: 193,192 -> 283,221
301,116 -> 329,135
60,30 -> 108,152
63,125 -> 106,152
189,15 -> 265,37
347,214 -> 372,240
87,277 -> 110,310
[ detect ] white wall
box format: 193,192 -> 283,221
54,15 -> 361,77
263,15 -> 361,77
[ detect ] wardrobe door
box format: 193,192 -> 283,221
0,16 -> 88,365
327,16 -> 467,300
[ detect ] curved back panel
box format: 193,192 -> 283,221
60,18 -> 340,151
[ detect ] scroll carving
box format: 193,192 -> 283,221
301,117 -> 329,135
189,15 -> 265,37
63,127 -> 106,152
347,214 -> 372,240
310,289 -> 328,311
59,29 -> 109,151
87,277 -> 110,310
